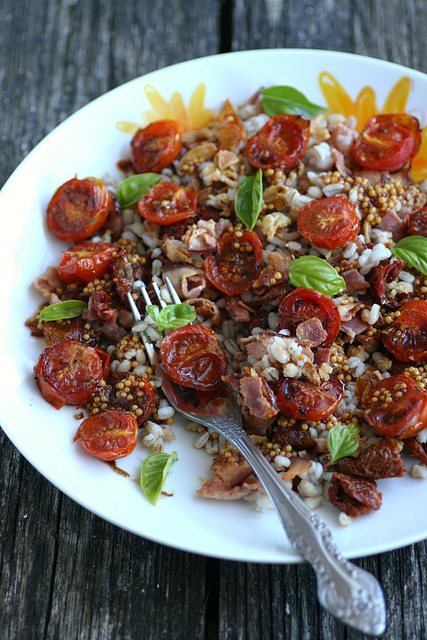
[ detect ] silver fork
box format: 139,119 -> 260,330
126,280 -> 386,636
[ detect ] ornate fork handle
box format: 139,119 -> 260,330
196,412 -> 386,636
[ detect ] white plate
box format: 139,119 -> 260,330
1,49 -> 427,563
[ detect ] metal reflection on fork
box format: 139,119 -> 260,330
126,278 -> 386,636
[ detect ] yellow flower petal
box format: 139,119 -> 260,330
144,85 -> 172,118
382,76 -> 411,113
116,121 -> 141,135
169,92 -> 188,131
187,83 -> 215,130
354,87 -> 377,131
318,72 -> 355,117
410,126 -> 427,182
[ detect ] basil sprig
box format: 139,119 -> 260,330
235,168 -> 263,231
39,300 -> 88,322
390,235 -> 427,276
140,450 -> 178,505
261,86 -> 327,118
288,256 -> 346,296
327,423 -> 360,465
146,303 -> 196,332
116,173 -> 162,208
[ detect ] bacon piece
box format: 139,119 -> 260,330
273,424 -> 315,451
182,219 -> 229,253
328,473 -> 382,518
314,347 -> 331,367
377,209 -> 407,241
405,438 -> 427,466
331,147 -> 351,177
99,320 -> 127,342
162,238 -> 192,264
197,476 -> 258,500
279,457 -> 312,479
337,301 -> 364,323
336,439 -> 405,479
340,316 -> 368,341
224,369 -> 278,435
226,296 -> 252,322
33,267 -> 64,305
343,269 -> 369,294
296,318 -> 328,348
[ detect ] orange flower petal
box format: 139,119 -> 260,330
382,76 -> 411,113
354,87 -> 377,131
410,126 -> 427,182
318,72 -> 355,117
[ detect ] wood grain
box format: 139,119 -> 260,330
1,1 -> 427,639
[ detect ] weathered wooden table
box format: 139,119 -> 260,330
1,1 -> 427,638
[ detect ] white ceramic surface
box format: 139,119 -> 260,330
1,49 -> 426,563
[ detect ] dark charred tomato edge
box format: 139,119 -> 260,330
276,287 -> 341,347
245,114 -> 310,171
362,374 -> 427,439
46,178 -> 112,243
159,324 -> 228,391
137,182 -> 198,226
204,230 -> 264,295
352,113 -> 421,172
381,300 -> 427,362
34,340 -> 109,410
407,206 -> 427,236
131,119 -> 181,173
275,376 -> 343,421
57,241 -> 117,284
297,197 -> 360,250
74,410 -> 139,461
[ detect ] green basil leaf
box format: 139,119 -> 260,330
288,256 -> 346,296
39,300 -> 88,322
261,86 -> 327,118
116,173 -> 162,208
391,235 -> 427,276
146,303 -> 196,332
327,423 -> 360,465
235,168 -> 263,231
140,450 -> 178,505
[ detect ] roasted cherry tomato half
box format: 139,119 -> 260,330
131,119 -> 181,173
159,325 -> 228,391
74,410 -> 139,461
407,206 -> 427,236
46,178 -> 112,242
217,99 -> 245,150
297,196 -> 360,250
34,340 -> 109,409
204,230 -> 264,295
275,376 -> 343,421
362,374 -> 427,439
245,114 -> 310,172
57,241 -> 117,284
381,299 -> 427,362
352,113 -> 421,172
276,287 -> 341,347
138,182 -> 198,226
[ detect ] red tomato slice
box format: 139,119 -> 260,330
131,119 -> 181,173
57,241 -> 117,284
245,114 -> 310,172
204,230 -> 263,295
34,340 -> 109,409
407,206 -> 427,236
46,178 -> 112,242
217,99 -> 245,150
275,376 -> 343,421
381,300 -> 427,362
74,410 -> 139,461
352,113 -> 421,172
297,196 -> 360,250
138,182 -> 197,226
276,287 -> 341,347
159,325 -> 228,391
362,374 -> 427,439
